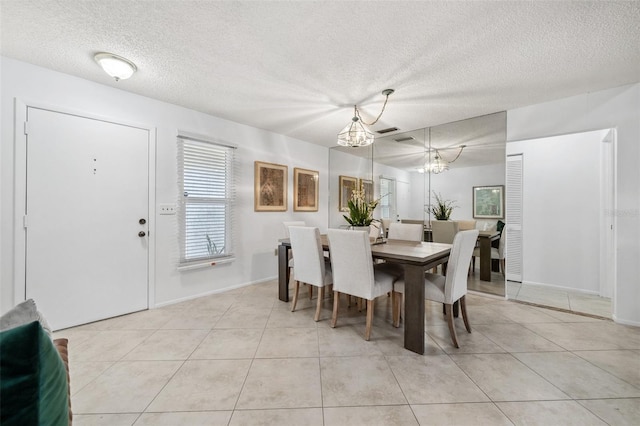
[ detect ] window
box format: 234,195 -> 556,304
178,134 -> 236,266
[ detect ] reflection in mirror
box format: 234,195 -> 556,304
328,111 -> 507,298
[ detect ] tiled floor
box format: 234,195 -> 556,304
57,280 -> 640,425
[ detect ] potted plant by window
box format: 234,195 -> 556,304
343,189 -> 379,230
430,192 -> 457,220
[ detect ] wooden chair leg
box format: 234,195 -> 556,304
392,292 -> 402,328
460,295 -> 471,333
444,303 -> 459,348
357,297 -> 363,312
364,299 -> 374,341
309,285 -> 313,300
314,286 -> 323,322
331,291 -> 340,328
291,281 -> 300,312
500,259 -> 506,276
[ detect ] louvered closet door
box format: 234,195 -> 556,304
506,154 -> 523,282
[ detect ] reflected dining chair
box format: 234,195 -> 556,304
289,226 -> 333,321
327,229 -> 397,341
392,230 -> 479,348
430,220 -> 460,273
472,229 -> 506,276
455,220 -> 477,231
387,222 -> 423,242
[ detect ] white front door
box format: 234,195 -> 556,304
24,107 -> 149,330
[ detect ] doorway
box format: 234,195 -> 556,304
505,129 -> 615,318
17,105 -> 152,330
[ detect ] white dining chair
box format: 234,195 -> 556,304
387,222 -> 423,242
282,221 -> 311,297
472,229 -> 506,276
392,229 -> 479,348
430,220 -> 460,273
289,226 -> 333,321
327,229 -> 397,341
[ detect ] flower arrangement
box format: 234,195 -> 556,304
343,189 -> 379,226
430,191 -> 457,220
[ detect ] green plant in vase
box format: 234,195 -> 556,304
344,189 -> 379,227
430,192 -> 457,220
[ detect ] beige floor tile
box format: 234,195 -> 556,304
103,309 -> 174,330
72,360 -> 182,413
229,408 -> 323,426
462,304 -> 515,325
493,304 -> 560,323
426,324 -> 506,354
411,402 -> 512,426
123,329 -> 209,360
255,327 -> 319,358
577,398 -> 640,426
320,356 -> 406,407
575,349 -> 640,387
73,413 -> 139,426
71,330 -> 155,362
514,352 -> 640,399
497,400 -> 607,425
185,293 -> 239,312
236,358 -> 322,409
134,411 -> 232,425
147,359 -> 251,411
387,355 -> 489,404
371,323 -> 444,356
529,306 -> 603,323
214,306 -> 272,329
190,328 -> 263,359
267,303 -> 322,328
475,323 -> 564,352
524,322 -> 638,350
53,328 -> 100,345
324,405 -> 419,426
317,325 -> 384,357
69,361 -> 114,395
159,310 -> 221,330
450,353 -> 569,401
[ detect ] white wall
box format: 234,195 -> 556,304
0,57 -> 329,313
507,83 -> 640,326
506,130 -> 606,294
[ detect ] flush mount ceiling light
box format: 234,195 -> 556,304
337,89 -> 394,148
94,52 -> 137,81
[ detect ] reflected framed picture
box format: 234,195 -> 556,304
294,168 -> 319,212
360,178 -> 374,204
473,185 -> 504,219
339,175 -> 358,211
254,161 -> 287,211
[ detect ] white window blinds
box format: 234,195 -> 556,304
177,134 -> 236,266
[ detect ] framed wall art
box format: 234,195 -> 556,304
254,161 -> 287,211
473,185 -> 504,219
294,167 -> 319,212
338,175 -> 358,211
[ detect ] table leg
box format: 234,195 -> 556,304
278,244 -> 290,302
403,264 -> 425,354
479,236 -> 492,282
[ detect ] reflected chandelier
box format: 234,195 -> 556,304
337,89 -> 394,147
426,145 -> 466,174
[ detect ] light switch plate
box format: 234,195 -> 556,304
159,204 -> 176,215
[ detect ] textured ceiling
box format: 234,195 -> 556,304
1,0 -> 639,168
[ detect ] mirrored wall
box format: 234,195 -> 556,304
329,112 -> 507,297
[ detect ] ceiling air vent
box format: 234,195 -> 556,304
376,127 -> 399,134
394,136 -> 414,143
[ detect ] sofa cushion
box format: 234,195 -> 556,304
0,299 -> 52,338
0,321 -> 69,426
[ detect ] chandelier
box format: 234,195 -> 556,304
337,89 -> 394,147
424,145 -> 466,174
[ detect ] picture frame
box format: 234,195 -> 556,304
293,168 -> 319,212
360,178 -> 374,204
339,175 -> 358,211
254,161 -> 287,211
473,185 -> 504,219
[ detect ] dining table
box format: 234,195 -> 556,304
278,236 -> 452,355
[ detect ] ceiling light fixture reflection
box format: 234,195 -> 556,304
94,52 -> 137,81
420,145 -> 466,174
337,89 -> 394,148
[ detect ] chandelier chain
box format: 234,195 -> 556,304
354,92 -> 392,126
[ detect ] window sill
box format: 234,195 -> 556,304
177,256 -> 235,271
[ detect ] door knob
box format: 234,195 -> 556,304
139,218 -> 146,225
138,231 -> 146,237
